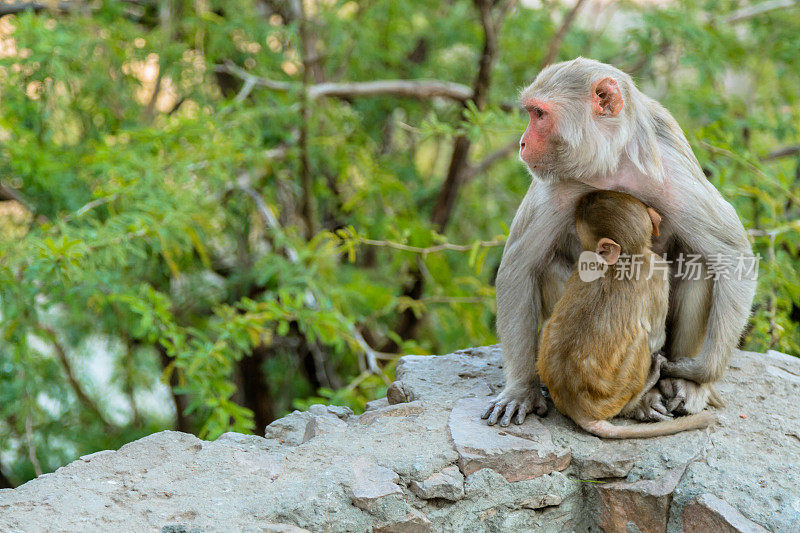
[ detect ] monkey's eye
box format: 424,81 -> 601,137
524,104 -> 545,119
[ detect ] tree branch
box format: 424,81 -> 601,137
389,0 -> 512,349
144,2 -> 173,121
296,0 -> 316,241
215,62 -> 293,91
25,413 -> 42,477
144,61 -> 163,120
725,0 -> 799,23
358,237 -> 505,255
462,137 -> 519,183
0,181 -> 32,212
0,1 -> 150,17
38,325 -> 114,429
157,343 -> 192,432
214,62 -> 473,103
423,296 -> 492,304
761,144 -> 800,161
0,2 -> 71,16
539,0 -> 587,70
0,460 -> 14,488
431,0 -> 506,232
309,79 -> 474,101
748,219 -> 800,237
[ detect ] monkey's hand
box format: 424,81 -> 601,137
481,383 -> 548,426
657,377 -> 714,415
629,388 -> 671,422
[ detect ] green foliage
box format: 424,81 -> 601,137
0,0 -> 798,486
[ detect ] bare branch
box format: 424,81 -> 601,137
391,0 -> 512,349
309,79 -> 473,101
493,0 -> 519,33
0,461 -> 14,488
61,194 -> 119,222
156,344 -> 191,433
358,236 -> 506,255
0,2 -> 71,16
431,0 -> 508,231
539,0 -> 588,70
296,0 -> 316,241
761,144 -> 800,161
700,141 -> 770,179
235,76 -> 257,102
308,342 -> 333,389
0,181 -> 31,212
748,219 -> 800,237
0,1 -> 149,17
144,62 -> 163,120
463,137 -> 519,182
38,325 -> 114,429
214,62 -> 473,103
623,40 -> 670,76
726,0 -> 799,23
423,296 -> 492,304
215,62 -> 293,91
237,182 -> 299,263
25,413 -> 42,477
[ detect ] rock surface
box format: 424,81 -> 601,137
682,493 -> 769,533
409,465 -> 464,501
448,397 -> 570,482
0,346 -> 798,532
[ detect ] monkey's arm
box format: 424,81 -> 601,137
484,182 -> 575,426
662,190 -> 756,384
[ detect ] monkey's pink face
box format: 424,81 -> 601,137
519,99 -> 556,168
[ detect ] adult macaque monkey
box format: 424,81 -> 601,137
536,190 -> 715,438
483,58 -> 756,427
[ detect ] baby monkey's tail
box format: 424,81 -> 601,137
577,411 -> 716,439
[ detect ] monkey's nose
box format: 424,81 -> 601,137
520,142 -> 526,149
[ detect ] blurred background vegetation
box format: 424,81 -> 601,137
0,0 -> 798,487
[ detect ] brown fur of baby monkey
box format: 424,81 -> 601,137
537,191 -> 716,439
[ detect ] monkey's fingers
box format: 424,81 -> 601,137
652,401 -> 669,416
658,377 -> 677,398
514,406 -> 527,425
665,380 -> 688,414
481,401 -> 496,420
646,408 -> 672,422
499,400 -> 519,427
486,403 -> 506,425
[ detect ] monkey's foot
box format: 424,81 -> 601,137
629,388 -> 671,422
657,377 -> 713,415
481,385 -> 548,427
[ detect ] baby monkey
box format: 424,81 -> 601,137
537,191 -> 716,439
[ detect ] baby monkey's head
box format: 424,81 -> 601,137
574,190 -> 661,265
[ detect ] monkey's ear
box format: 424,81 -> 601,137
596,238 -> 621,265
646,207 -> 661,237
591,77 -> 624,117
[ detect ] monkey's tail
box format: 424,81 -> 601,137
577,411 -> 716,439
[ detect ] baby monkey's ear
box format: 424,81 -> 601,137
646,207 -> 661,237
596,237 -> 621,265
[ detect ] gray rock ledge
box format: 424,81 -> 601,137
1,347 -> 798,532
